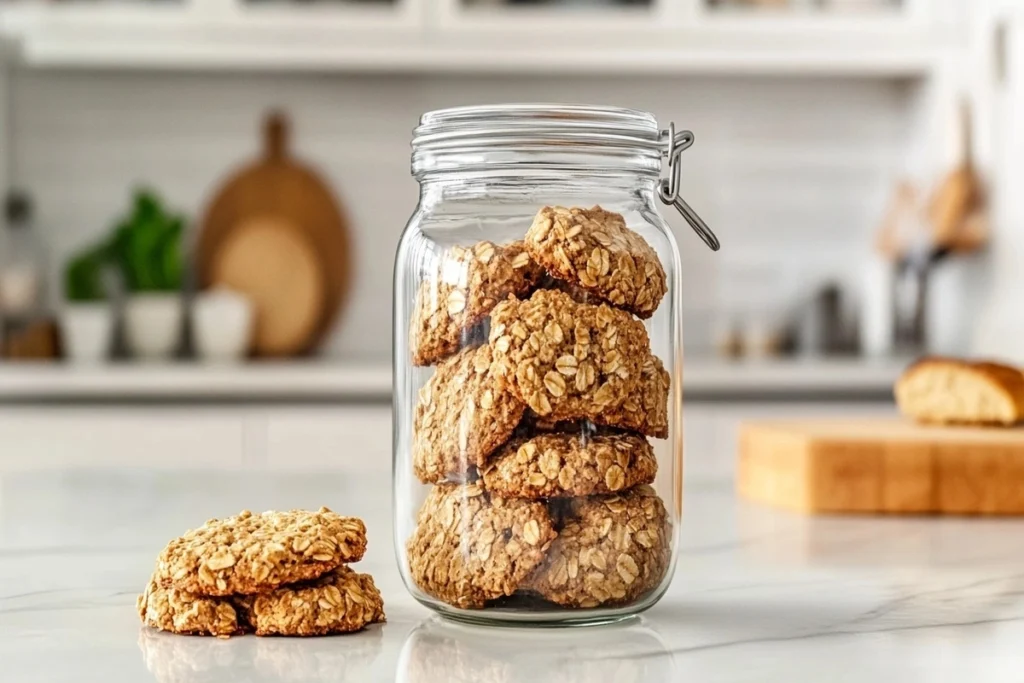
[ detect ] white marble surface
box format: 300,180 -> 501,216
3,465 -> 1024,682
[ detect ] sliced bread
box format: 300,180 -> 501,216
895,357 -> 1024,426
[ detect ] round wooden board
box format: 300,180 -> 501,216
197,113 -> 352,356
210,217 -> 326,357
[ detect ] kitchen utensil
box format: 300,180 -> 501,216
892,256 -> 929,353
874,180 -> 920,260
739,419 -> 1024,514
928,99 -> 987,254
197,112 -> 351,356
209,217 -> 325,357
192,288 -> 254,362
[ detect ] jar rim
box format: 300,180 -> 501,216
411,103 -> 665,177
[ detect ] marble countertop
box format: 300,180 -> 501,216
2,466 -> 1023,682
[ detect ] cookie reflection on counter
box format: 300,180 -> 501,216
252,629 -> 384,682
397,617 -> 675,683
138,625 -> 383,683
138,629 -> 249,683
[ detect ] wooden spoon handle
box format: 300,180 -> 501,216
264,111 -> 289,161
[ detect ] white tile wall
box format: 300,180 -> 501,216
7,69 -> 915,359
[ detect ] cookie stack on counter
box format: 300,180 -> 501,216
407,205 -> 673,610
138,508 -> 385,637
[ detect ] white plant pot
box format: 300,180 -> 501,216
60,303 -> 113,363
193,289 -> 254,362
124,293 -> 183,360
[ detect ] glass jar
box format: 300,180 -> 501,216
393,104 -> 718,626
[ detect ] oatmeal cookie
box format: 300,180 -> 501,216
411,240 -> 543,366
413,344 -> 526,484
489,289 -> 649,421
235,566 -> 385,636
520,353 -> 669,439
525,206 -> 667,319
137,574 -> 244,637
406,483 -> 557,609
522,485 -> 671,608
482,432 -> 657,498
593,353 -> 670,439
156,508 -> 366,596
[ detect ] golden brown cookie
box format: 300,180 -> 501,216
522,485 -> 671,608
523,354 -> 670,439
593,354 -> 670,439
139,566 -> 384,638
482,432 -> 657,498
406,483 -> 557,609
137,574 -> 244,637
235,566 -> 385,636
525,206 -> 667,319
156,508 -> 366,596
411,241 -> 544,366
489,289 -> 649,421
413,344 -> 526,484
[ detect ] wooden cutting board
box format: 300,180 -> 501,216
197,112 -> 351,356
210,217 -> 325,357
738,419 -> 1024,515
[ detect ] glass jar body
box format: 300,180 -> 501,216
393,171 -> 683,626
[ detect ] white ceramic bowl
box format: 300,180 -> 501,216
124,293 -> 184,360
192,289 -> 254,362
60,302 -> 113,362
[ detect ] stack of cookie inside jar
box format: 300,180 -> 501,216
403,205 -> 674,619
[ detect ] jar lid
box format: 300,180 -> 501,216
414,104 -> 661,150
411,103 -> 720,252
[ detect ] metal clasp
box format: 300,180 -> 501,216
659,122 -> 720,252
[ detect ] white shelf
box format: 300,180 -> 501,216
0,358 -> 904,402
0,0 -> 942,76
682,358 -> 905,396
10,43 -> 939,76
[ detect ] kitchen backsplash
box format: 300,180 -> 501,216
8,70 -> 913,360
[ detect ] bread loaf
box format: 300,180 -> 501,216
895,357 -> 1024,426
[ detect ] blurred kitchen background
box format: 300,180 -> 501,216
0,0 -> 1020,478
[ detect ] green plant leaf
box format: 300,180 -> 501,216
63,241 -> 110,302
109,189 -> 187,293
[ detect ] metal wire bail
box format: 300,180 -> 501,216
658,122 -> 720,252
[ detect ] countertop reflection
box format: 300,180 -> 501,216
398,618 -> 674,683
138,625 -> 385,683
3,468 -> 1024,682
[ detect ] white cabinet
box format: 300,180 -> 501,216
0,404 -> 392,472
0,406 -> 248,470
0,401 -> 898,482
0,0 -> 954,75
264,406 -> 391,472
